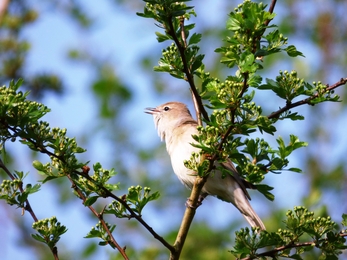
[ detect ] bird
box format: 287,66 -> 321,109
145,101 -> 265,230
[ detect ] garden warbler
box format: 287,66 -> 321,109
145,101 -> 265,230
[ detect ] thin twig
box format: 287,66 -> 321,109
179,16 -> 203,125
166,15 -> 209,122
0,158 -> 38,223
265,0 -> 277,25
169,3 -> 281,258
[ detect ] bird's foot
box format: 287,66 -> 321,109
185,194 -> 207,209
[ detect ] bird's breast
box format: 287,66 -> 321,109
166,129 -> 199,189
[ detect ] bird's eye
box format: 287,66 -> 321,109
163,106 -> 170,111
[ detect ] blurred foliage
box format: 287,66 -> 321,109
0,0 -> 346,260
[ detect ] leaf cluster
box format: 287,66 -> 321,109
32,217 -> 68,251
231,206 -> 347,260
0,173 -> 40,207
105,185 -> 160,217
85,221 -> 117,247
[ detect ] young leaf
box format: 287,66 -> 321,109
285,45 -> 305,57
84,196 -> 99,206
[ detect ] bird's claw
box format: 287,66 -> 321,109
185,194 -> 206,209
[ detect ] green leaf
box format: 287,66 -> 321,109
33,160 -> 44,171
155,32 -> 171,42
226,17 -> 241,31
188,33 -> 202,45
99,241 -> 108,246
148,191 -> 160,201
342,214 -> 347,227
258,78 -> 278,90
284,112 -> 305,121
255,184 -> 275,201
191,54 -> 204,71
17,192 -> 29,204
285,45 -> 305,57
27,183 -> 41,194
74,146 -> 86,153
288,167 -> 302,173
31,234 -> 46,243
248,73 -> 262,87
85,229 -> 102,239
256,116 -> 276,135
40,175 -> 59,183
84,196 -> 99,206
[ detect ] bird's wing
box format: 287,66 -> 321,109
220,160 -> 254,200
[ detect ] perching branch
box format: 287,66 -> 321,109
171,175 -> 207,260
267,77 -> 347,120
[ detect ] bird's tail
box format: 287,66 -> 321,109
231,186 -> 266,230
240,207 -> 266,230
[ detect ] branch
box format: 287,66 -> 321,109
166,15 -> 209,123
267,77 -> 347,120
164,14 -> 212,259
171,175 -> 207,260
265,0 -> 277,26
240,232 -> 347,260
179,16 -> 203,125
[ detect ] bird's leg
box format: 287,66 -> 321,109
185,193 -> 208,209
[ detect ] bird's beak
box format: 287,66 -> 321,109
144,107 -> 159,115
